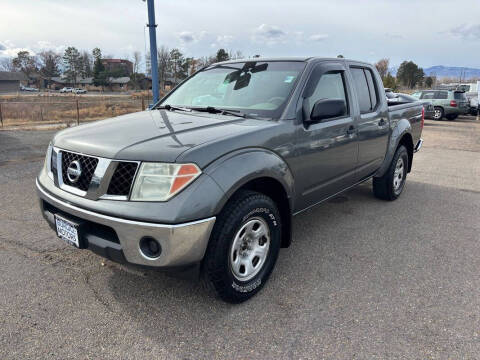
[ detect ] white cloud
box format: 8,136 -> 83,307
216,35 -> 234,45
449,24 -> 480,40
253,24 -> 287,45
309,34 -> 329,42
178,31 -> 195,43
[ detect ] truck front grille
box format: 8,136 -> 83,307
61,151 -> 99,191
107,162 -> 138,196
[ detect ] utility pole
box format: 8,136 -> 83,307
146,0 -> 159,105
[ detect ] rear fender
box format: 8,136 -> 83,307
375,118 -> 412,177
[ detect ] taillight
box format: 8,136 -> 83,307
450,100 -> 457,107
421,107 -> 424,129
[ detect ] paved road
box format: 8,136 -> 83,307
1,117 -> 479,359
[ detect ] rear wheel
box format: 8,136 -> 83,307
373,145 -> 409,201
203,190 -> 281,303
433,107 -> 444,120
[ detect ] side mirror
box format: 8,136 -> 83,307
308,99 -> 346,122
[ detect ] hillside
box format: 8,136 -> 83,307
390,65 -> 480,79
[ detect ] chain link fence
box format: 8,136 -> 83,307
0,98 -> 149,127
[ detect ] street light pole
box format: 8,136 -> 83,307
146,0 -> 159,105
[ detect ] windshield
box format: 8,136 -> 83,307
158,61 -> 306,118
454,91 -> 466,100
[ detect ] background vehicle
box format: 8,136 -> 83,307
37,57 -> 423,303
466,92 -> 479,115
387,92 -> 435,119
59,87 -> 73,93
73,88 -> 87,94
20,84 -> 39,92
415,90 -> 468,120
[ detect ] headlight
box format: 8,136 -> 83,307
130,162 -> 201,201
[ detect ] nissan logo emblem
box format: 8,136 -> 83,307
66,160 -> 82,183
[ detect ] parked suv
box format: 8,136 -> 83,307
412,90 -> 468,120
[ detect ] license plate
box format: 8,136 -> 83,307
55,215 -> 80,247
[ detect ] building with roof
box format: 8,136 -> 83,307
0,71 -> 28,92
101,59 -> 133,76
49,76 -> 132,92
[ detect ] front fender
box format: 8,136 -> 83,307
204,148 -> 295,215
375,118 -> 412,177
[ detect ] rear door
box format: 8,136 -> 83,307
292,62 -> 358,210
349,66 -> 389,179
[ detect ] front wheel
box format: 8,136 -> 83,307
373,145 -> 409,201
203,190 -> 281,303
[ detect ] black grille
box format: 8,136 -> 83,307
61,151 -> 99,191
107,162 -> 138,196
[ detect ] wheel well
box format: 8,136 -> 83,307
237,177 -> 292,248
398,133 -> 414,172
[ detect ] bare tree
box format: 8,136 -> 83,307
375,58 -> 390,80
12,51 -> 39,78
0,57 -> 15,71
38,50 -> 61,87
131,51 -> 142,89
157,46 -> 171,90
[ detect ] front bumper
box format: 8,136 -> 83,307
37,179 -> 216,268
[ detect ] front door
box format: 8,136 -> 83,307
291,62 -> 359,211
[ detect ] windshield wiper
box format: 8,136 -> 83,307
156,104 -> 191,112
189,106 -> 247,118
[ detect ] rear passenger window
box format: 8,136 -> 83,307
421,91 -> 435,99
364,69 -> 379,110
351,68 -> 372,114
435,91 -> 448,99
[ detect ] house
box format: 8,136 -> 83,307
101,59 -> 133,76
49,76 -> 131,92
144,75 -> 179,91
0,71 -> 28,92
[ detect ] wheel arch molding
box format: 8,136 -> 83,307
204,148 -> 295,247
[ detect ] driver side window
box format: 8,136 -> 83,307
307,72 -> 348,118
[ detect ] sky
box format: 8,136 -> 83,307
1,0 -> 480,70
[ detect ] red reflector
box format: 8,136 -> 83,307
450,100 -> 457,107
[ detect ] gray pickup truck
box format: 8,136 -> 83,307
37,57 -> 423,303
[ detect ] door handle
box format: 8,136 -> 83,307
378,118 -> 386,126
346,125 -> 356,135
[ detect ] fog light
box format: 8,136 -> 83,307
139,237 -> 162,259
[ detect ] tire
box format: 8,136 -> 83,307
446,114 -> 458,120
203,190 -> 282,303
373,145 -> 409,201
433,107 -> 444,120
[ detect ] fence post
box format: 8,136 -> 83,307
40,105 -> 44,122
142,97 -> 145,111
76,99 -> 80,126
0,103 -> 3,127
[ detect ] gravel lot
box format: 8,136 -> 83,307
1,117 -> 479,359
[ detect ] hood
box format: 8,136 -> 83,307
53,110 -> 274,163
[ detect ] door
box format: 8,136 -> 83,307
292,62 -> 358,211
349,66 -> 389,179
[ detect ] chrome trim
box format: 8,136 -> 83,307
414,138 -> 423,153
37,179 -> 216,267
46,143 -> 54,180
52,146 -> 140,201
